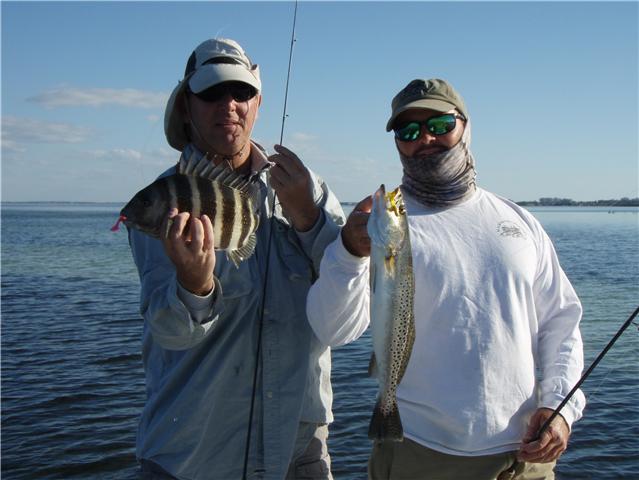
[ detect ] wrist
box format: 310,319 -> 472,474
291,205 -> 320,232
179,276 -> 214,297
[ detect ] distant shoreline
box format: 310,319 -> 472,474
514,197 -> 639,207
340,198 -> 639,207
2,198 -> 639,207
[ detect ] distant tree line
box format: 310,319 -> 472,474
341,197 -> 639,207
516,197 -> 639,207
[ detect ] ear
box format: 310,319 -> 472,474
254,93 -> 263,120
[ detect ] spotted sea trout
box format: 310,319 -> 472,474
367,184 -> 415,441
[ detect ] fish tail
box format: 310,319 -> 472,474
368,398 -> 404,441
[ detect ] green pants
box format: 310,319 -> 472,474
368,438 -> 556,480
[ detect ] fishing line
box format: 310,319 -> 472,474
585,363 -> 622,404
242,2 -> 298,479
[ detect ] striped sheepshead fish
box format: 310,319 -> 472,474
118,152 -> 261,267
367,184 -> 415,441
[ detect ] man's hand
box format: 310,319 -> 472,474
341,196 -> 373,257
268,144 -> 319,232
162,208 -> 216,296
517,408 -> 570,463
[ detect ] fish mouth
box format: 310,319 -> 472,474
388,188 -> 404,216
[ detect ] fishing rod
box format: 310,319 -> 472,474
279,1 -> 297,145
499,305 -> 639,480
241,2 -> 299,479
534,304 -> 639,441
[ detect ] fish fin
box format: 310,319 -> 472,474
178,152 -> 256,192
368,398 -> 404,442
368,352 -> 378,378
226,251 -> 241,269
226,233 -> 258,268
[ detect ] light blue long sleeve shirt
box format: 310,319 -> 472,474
128,143 -> 345,480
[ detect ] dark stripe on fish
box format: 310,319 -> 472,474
158,177 -> 173,210
173,175 -> 193,213
166,175 -> 188,212
239,192 -> 253,249
197,176 -> 216,220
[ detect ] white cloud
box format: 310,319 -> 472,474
289,132 -> 317,143
2,116 -> 92,147
89,148 -> 143,161
86,146 -> 176,170
27,86 -> 168,109
0,138 -> 26,153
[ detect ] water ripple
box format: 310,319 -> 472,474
1,205 -> 637,479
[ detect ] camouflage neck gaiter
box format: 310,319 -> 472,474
399,121 -> 477,207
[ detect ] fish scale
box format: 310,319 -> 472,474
367,184 -> 415,442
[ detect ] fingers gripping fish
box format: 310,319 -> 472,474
113,151 -> 261,267
367,185 -> 415,441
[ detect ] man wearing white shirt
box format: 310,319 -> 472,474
306,78 -> 585,480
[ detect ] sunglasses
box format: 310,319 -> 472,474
394,113 -> 466,142
191,82 -> 257,103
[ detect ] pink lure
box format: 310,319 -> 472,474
110,215 -> 127,232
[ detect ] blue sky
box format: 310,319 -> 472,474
2,1 -> 638,202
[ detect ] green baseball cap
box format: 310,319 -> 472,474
386,78 -> 468,131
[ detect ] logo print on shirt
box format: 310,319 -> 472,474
497,221 -> 526,239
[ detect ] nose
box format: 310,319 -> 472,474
416,128 -> 438,145
216,93 -> 237,110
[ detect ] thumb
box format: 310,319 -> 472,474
523,411 -> 545,443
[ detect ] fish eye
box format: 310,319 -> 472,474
138,195 -> 152,208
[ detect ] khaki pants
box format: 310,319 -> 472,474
368,438 -> 556,480
286,423 -> 333,480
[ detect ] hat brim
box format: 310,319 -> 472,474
189,63 -> 261,93
164,79 -> 190,151
385,99 -> 457,131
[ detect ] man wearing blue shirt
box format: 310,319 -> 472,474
129,37 -> 344,480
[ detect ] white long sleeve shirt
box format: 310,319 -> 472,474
307,188 -> 585,456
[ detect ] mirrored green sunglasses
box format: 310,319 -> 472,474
394,113 -> 466,142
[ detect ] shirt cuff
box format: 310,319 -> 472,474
321,232 -> 370,278
328,232 -> 369,272
176,276 -> 221,323
295,208 -> 326,251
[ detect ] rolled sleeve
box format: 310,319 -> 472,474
129,228 -> 223,351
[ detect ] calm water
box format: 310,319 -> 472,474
1,203 -> 638,479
